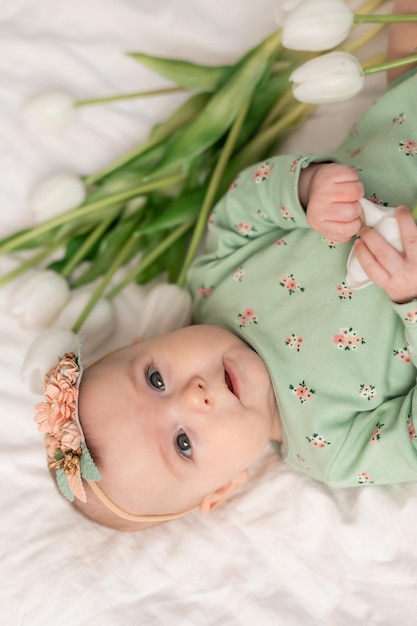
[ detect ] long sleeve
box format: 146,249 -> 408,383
188,153 -> 337,292
186,153 -> 417,488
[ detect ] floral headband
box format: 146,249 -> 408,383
34,349 -> 194,523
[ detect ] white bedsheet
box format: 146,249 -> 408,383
2,1 -> 417,625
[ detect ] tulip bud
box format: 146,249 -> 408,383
290,52 -> 365,104
280,0 -> 354,51
55,292 -> 116,353
22,327 -> 80,394
7,269 -> 70,329
21,91 -> 75,131
29,173 -> 86,222
139,284 -> 192,338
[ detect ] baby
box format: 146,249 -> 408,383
36,3 -> 417,530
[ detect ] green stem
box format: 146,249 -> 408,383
0,239 -> 68,287
75,86 -> 186,108
259,87 -> 295,131
71,227 -> 141,333
363,53 -> 417,75
412,203 -> 417,221
361,52 -> 386,70
60,214 -> 116,278
176,97 -> 252,287
106,221 -> 191,300
83,125 -> 173,187
229,101 -> 314,180
84,140 -> 159,187
354,14 -> 417,24
0,173 -> 183,256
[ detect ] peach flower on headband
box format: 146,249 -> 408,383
34,351 -> 101,503
35,355 -> 79,436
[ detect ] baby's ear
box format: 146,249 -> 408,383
198,470 -> 249,514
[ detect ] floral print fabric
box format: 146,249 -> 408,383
188,72 -> 417,487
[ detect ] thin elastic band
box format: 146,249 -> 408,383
88,480 -> 195,522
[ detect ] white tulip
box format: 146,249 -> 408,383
346,198 -> 401,290
29,173 -> 86,222
139,284 -> 192,338
22,327 -> 80,394
21,91 -> 75,131
7,269 -> 70,329
290,52 -> 365,104
55,292 -> 116,353
280,0 -> 354,51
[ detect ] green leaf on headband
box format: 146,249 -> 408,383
80,443 -> 102,481
56,468 -> 75,502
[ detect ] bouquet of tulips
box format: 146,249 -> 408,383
2,0 -> 417,391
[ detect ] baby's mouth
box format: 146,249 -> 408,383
224,365 -> 239,399
225,370 -> 234,394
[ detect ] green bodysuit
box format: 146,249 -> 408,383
187,71 -> 417,486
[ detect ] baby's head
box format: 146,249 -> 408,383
37,325 -> 281,531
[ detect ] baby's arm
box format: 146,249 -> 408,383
354,206 -> 417,303
299,163 -> 364,242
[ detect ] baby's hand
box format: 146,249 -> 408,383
300,163 -> 364,242
354,206 -> 417,303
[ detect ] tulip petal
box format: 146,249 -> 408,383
290,52 -> 365,104
281,0 -> 353,51
22,327 -> 80,394
7,269 -> 70,329
21,91 -> 75,131
140,284 -> 192,338
55,292 -> 116,353
29,173 -> 86,222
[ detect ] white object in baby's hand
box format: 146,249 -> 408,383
346,197 -> 403,290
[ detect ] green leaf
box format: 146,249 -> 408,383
0,226 -> 65,252
86,170 -> 147,202
80,443 -> 102,481
56,468 -> 74,502
84,92 -> 211,186
48,233 -> 98,274
139,188 -> 204,234
70,217 -> 140,287
149,31 -> 282,177
233,69 -> 293,151
165,230 -> 190,283
126,52 -> 227,90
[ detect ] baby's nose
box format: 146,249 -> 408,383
181,377 -> 212,412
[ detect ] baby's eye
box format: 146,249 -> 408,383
146,365 -> 165,391
176,430 -> 192,459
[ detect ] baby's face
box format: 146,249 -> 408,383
79,325 -> 280,518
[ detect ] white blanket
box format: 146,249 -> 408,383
2,1 -> 417,625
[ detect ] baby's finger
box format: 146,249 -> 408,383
318,219 -> 361,242
328,202 -> 363,223
360,226 -> 405,269
333,181 -> 365,203
326,163 -> 360,183
353,235 -> 391,286
396,205 -> 417,257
